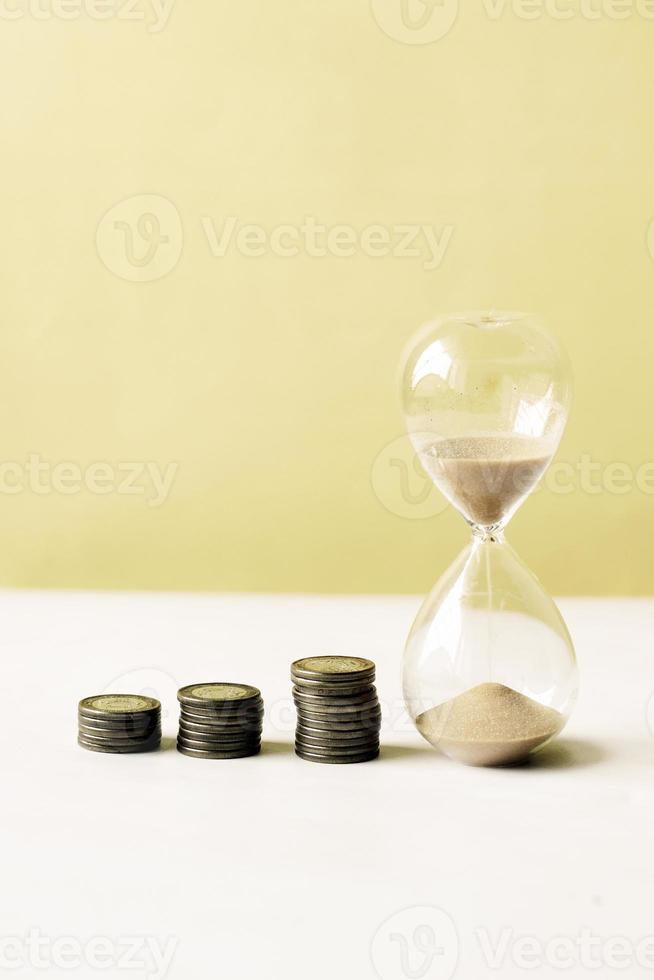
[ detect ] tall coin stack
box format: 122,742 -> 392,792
177,683 -> 263,759
78,695 -> 161,753
292,657 -> 381,764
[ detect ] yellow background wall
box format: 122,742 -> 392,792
0,2 -> 652,594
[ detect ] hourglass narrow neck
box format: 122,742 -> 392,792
470,524 -> 505,544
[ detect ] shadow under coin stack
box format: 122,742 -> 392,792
292,657 -> 381,764
176,684 -> 263,759
78,695 -> 161,753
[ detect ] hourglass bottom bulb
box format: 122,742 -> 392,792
415,683 -> 564,767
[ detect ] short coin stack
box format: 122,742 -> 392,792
78,695 -> 161,753
177,683 -> 263,759
292,657 -> 381,764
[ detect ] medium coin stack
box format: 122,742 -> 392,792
78,695 -> 161,753
177,683 -> 263,759
292,657 -> 381,764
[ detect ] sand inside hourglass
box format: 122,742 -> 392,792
420,436 -> 552,527
416,683 -> 564,766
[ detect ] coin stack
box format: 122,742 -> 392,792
176,683 -> 263,759
78,695 -> 161,753
292,657 -> 381,764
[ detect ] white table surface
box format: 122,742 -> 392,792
1,591 -> 653,980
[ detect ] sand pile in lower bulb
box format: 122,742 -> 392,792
416,682 -> 563,767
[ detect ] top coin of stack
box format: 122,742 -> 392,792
292,657 -> 381,764
176,683 -> 263,759
78,695 -> 161,753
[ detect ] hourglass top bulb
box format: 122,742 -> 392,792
401,311 -> 572,530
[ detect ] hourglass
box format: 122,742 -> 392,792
401,312 -> 578,766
